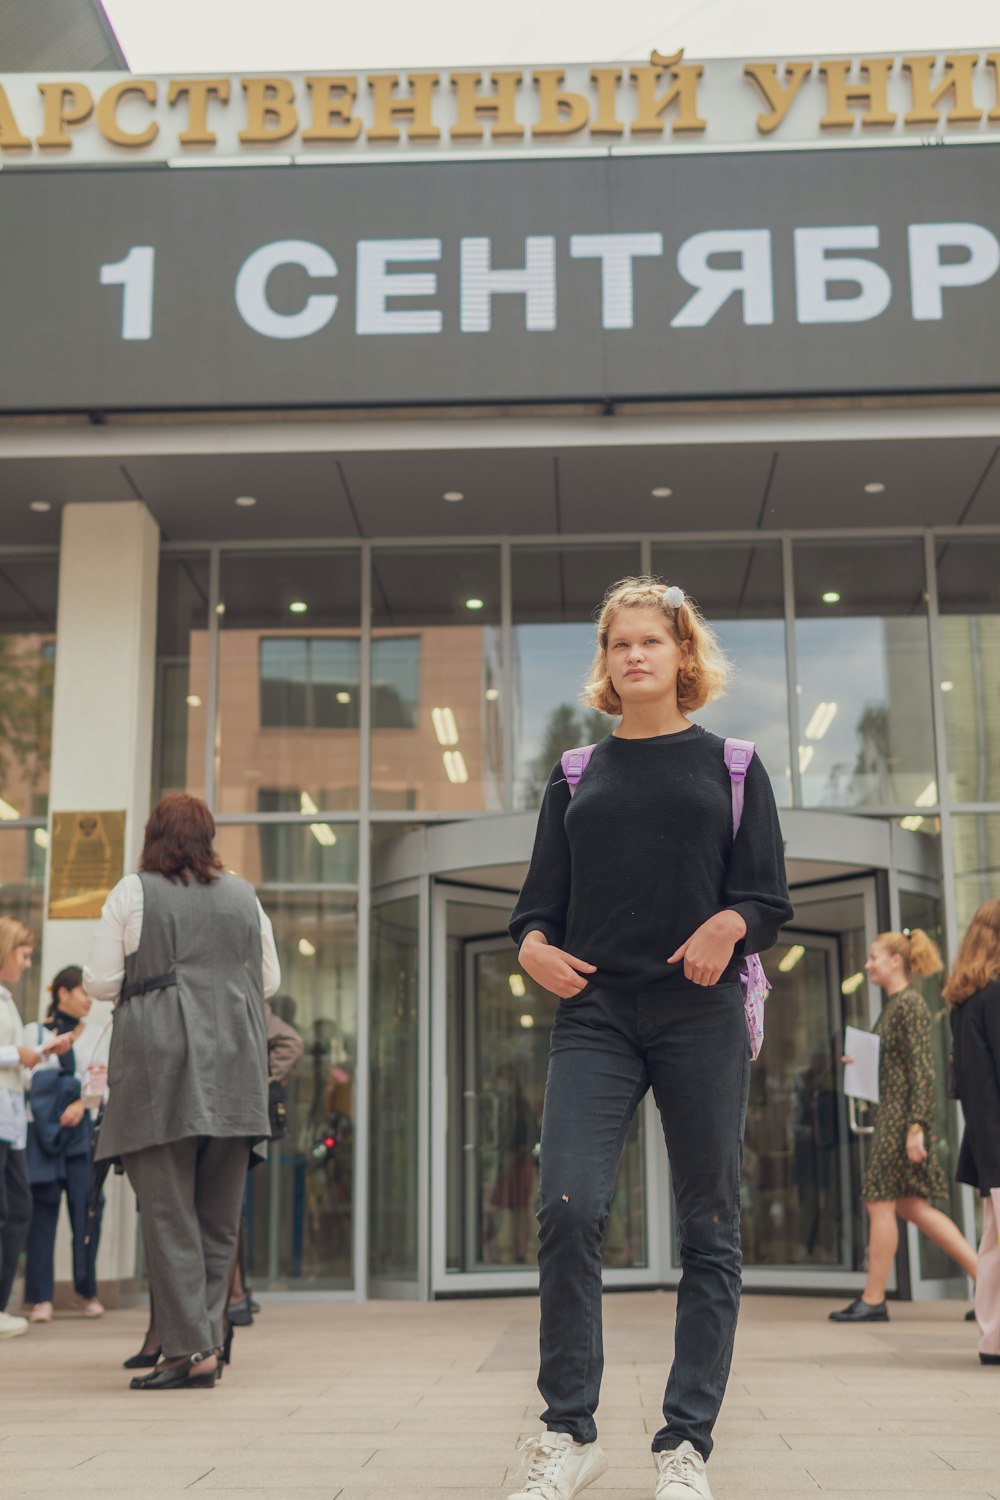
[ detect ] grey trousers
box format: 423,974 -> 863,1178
122,1136 -> 249,1358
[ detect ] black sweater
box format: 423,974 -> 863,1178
509,727 -> 794,991
951,979 -> 1000,1193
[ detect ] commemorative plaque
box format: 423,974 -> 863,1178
47,810 -> 126,920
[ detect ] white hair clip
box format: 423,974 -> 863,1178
662,586 -> 685,609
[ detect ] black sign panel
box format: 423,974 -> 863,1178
1,147 -> 998,412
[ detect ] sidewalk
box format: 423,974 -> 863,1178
0,1292 -> 997,1499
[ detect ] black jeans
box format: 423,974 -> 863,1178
537,980 -> 750,1462
25,1153 -> 104,1303
0,1140 -> 33,1313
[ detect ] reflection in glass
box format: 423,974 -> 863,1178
371,550 -> 502,812
152,555 -> 210,802
936,539 -> 1000,804
245,893 -> 358,1288
794,541 -> 936,808
217,552 -> 361,814
512,546 -> 640,810
652,543 -> 790,804
953,812 -> 1000,938
445,901 -> 645,1273
0,557 -> 57,820
370,898 -> 420,1282
0,829 -> 45,1021
215,823 -> 359,888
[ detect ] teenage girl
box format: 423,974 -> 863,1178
830,928 -> 976,1322
507,577 -> 793,1500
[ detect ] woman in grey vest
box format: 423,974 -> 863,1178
84,794 -> 279,1390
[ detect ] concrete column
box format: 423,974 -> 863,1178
40,502 -> 160,1305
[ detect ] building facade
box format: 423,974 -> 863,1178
2,43 -> 1000,1301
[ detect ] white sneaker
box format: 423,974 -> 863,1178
508,1432 -> 608,1500
654,1442 -> 713,1500
0,1311 -> 29,1340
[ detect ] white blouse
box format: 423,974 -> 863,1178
84,873 -> 282,1003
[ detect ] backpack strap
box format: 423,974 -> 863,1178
560,744 -> 597,797
723,738 -> 756,837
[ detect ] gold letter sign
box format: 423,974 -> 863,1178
48,810 -> 126,920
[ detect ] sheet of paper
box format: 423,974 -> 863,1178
843,1026 -> 880,1104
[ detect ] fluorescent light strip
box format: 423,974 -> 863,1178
431,706 -> 459,746
778,944 -> 806,974
443,750 -> 469,784
803,701 -> 838,741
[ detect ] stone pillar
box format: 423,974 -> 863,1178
40,502 -> 160,1305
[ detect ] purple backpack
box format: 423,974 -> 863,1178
560,736 -> 771,1061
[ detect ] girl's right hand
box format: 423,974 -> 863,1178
18,1047 -> 42,1069
518,932 -> 596,999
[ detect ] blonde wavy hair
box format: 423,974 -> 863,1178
583,576 -> 732,716
874,928 -> 944,981
0,917 -> 35,971
942,900 -> 1000,1006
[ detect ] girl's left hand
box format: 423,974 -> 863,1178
59,1099 -> 86,1129
906,1127 -> 928,1164
669,910 -> 748,987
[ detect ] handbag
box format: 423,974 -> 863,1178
560,736 -> 771,1060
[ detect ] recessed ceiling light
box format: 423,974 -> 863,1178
940,681 -> 954,692
443,490 -> 464,502
298,938 -> 317,957
186,695 -> 202,708
289,601 -> 308,614
336,691 -> 352,704
235,494 -> 257,508
821,591 -> 841,605
863,481 -> 886,494
30,501 -> 51,513
651,486 -> 673,498
485,688 -> 500,701
465,597 -> 485,611
215,602 -> 226,616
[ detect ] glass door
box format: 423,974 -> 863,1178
431,884 -> 653,1294
740,878 -> 886,1291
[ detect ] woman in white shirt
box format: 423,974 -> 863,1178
0,917 -> 44,1340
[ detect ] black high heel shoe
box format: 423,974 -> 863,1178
123,1345 -> 161,1369
130,1349 -> 217,1390
215,1321 -> 234,1383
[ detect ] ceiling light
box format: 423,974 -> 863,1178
335,691 -> 352,704
300,791 -> 319,815
778,944 -> 806,974
651,486 -> 673,498
940,681 -> 954,692
821,591 -> 841,605
443,750 -> 469,784
298,938 -> 317,957
841,971 -> 865,995
465,597 -> 485,611
900,815 -> 925,832
235,494 -> 257,508
289,601 -> 308,614
798,744 -> 815,773
0,797 -> 20,820
186,694 -> 202,708
310,823 -> 337,847
804,701 -> 838,741
33,828 -> 49,850
30,501 -> 51,513
485,688 -> 500,701
519,1013 -> 535,1029
914,781 -> 938,808
443,490 -> 464,502
863,481 -> 886,494
215,602 -> 226,616
508,974 -> 526,998
431,706 -> 459,746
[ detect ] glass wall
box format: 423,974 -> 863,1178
794,540 -> 937,809
152,554 -> 210,803
936,539 -> 1000,805
0,557 -> 57,822
0,828 -> 46,1021
371,549 -> 502,812
369,896 -> 420,1283
953,812 -> 1000,936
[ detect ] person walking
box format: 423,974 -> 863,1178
830,928 -> 976,1323
22,966 -> 107,1323
944,899 -> 1000,1365
507,577 -> 793,1500
0,918 -> 43,1339
84,793 -> 280,1389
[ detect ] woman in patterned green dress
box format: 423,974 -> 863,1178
830,928 -> 977,1322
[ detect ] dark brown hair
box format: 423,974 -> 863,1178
48,965 -> 84,1018
943,900 -> 1000,1006
140,794 -> 223,885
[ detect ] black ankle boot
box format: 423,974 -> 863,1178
829,1297 -> 889,1323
